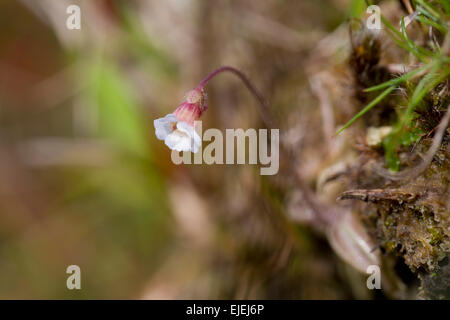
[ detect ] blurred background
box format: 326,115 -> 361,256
0,0 -> 388,299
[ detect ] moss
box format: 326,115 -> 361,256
418,255 -> 450,300
347,29 -> 449,297
358,133 -> 449,298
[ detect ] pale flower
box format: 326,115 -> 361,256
154,88 -> 206,153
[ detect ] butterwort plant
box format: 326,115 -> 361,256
153,66 -> 380,274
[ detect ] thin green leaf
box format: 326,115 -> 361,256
336,86 -> 395,135
402,67 -> 450,126
385,28 -> 416,53
414,0 -> 443,20
400,17 -> 431,62
381,15 -> 403,39
415,15 -> 447,33
365,63 -> 431,92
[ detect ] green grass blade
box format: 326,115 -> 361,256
381,15 -> 403,39
365,63 -> 431,92
414,0 -> 443,20
336,86 -> 395,135
385,28 -> 416,53
402,68 -> 450,126
415,15 -> 447,33
400,17 -> 432,61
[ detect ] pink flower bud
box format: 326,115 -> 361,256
173,89 -> 207,126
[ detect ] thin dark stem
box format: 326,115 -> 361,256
197,66 -> 276,129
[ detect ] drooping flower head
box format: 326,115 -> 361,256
154,66 -> 274,154
154,87 -> 207,153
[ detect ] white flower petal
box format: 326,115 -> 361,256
164,130 -> 192,152
154,114 -> 178,140
176,122 -> 202,153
